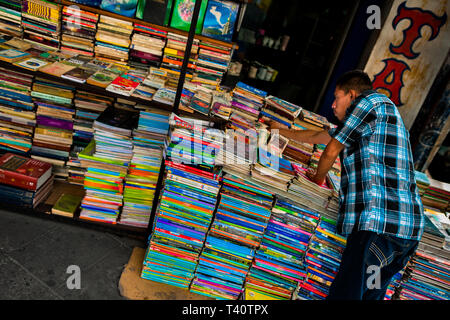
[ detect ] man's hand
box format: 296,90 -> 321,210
306,168 -> 325,186
267,119 -> 289,132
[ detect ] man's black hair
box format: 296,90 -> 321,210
336,70 -> 373,94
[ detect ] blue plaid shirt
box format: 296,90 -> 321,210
328,90 -> 424,240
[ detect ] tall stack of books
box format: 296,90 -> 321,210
296,217 -> 347,300
141,114 -> 222,289
119,108 -> 171,228
210,90 -> 232,120
21,0 -> 61,51
192,40 -> 232,90
191,171 -> 274,300
61,5 -> 99,57
160,32 -> 198,89
326,171 -> 340,218
397,207 -> 450,300
421,177 -> 450,211
0,152 -> 53,209
130,24 -> 167,70
245,196 -> 320,300
95,15 -> 133,64
385,271 -> 405,300
230,82 -> 266,131
31,78 -> 75,181
78,104 -> 139,224
0,66 -> 35,155
0,0 -> 22,37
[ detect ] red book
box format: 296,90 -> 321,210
0,153 -> 52,191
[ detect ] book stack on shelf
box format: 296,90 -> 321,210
260,95 -> 302,129
191,171 -> 274,300
30,78 -> 75,181
192,40 -> 232,90
296,217 -> 347,300
66,90 -> 114,185
119,107 -> 171,228
78,104 -> 139,224
186,85 -> 213,116
229,82 -> 266,132
245,196 -> 320,300
415,170 -> 431,198
297,108 -> 330,131
161,32 -> 198,89
0,66 -> 35,155
0,152 -> 53,209
95,15 -> 133,64
130,23 -> 167,70
141,114 -> 222,289
0,0 -> 22,37
210,90 -> 232,120
60,5 -> 99,57
397,207 -> 450,300
421,177 -> 450,212
21,0 -> 61,51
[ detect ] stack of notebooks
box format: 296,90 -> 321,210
130,24 -> 167,70
229,82 -> 266,132
160,32 -> 198,89
260,95 -> 303,129
21,0 -> 61,51
251,148 -> 296,192
421,177 -> 450,211
61,5 -> 99,57
30,78 -> 75,181
288,163 -> 333,212
78,104 -> 139,224
0,66 -> 35,155
296,217 -> 347,300
119,108 -> 171,228
397,207 -> 450,300
0,152 -> 53,209
0,0 -> 22,37
95,15 -> 133,64
245,196 -> 320,300
191,172 -> 274,300
141,116 -> 222,289
192,40 -> 232,90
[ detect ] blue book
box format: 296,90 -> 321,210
235,82 -> 267,98
100,0 -> 139,18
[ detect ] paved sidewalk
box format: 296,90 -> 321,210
0,208 -> 145,300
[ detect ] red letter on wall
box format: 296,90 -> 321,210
372,58 -> 410,106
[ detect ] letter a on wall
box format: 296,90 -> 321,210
364,0 -> 449,129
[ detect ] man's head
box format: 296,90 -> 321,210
332,70 -> 372,121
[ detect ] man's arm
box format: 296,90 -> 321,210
276,128 -> 332,145
308,138 -> 345,185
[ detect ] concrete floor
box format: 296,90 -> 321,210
0,208 -> 145,300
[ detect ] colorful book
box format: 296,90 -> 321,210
51,193 -> 83,218
13,57 -> 50,71
0,48 -> 30,62
201,0 -> 239,42
170,0 -> 208,34
100,0 -> 139,18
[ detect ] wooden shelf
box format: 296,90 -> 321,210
58,0 -> 239,50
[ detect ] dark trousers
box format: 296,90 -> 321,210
326,230 -> 419,300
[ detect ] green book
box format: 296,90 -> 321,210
169,0 -> 208,34
51,193 -> 83,218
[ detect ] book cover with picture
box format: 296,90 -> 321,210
61,67 -> 96,83
170,0 -> 208,34
87,69 -> 118,88
13,57 -> 50,71
100,0 -> 139,18
0,49 -> 30,63
106,73 -> 142,96
201,0 -> 238,42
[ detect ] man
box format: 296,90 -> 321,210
269,70 -> 424,300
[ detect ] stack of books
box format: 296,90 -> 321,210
141,115 -> 222,289
260,95 -> 302,129
251,148 -> 296,192
415,170 -> 431,198
326,171 -> 340,218
0,0 -> 22,37
119,108 -> 171,228
95,15 -> 133,64
78,104 -> 139,224
298,109 -> 330,131
192,40 -> 232,90
282,121 -> 314,166
130,24 -> 167,70
61,5 -> 99,57
188,86 -> 213,116
21,0 -> 61,51
0,66 -> 35,155
385,271 -> 405,300
210,90 -> 232,120
309,144 -> 341,176
0,152 -> 53,209
397,207 -> 450,300
230,82 -> 266,131
160,32 -> 198,89
296,217 -> 347,300
30,78 -> 75,181
245,196 -> 320,300
191,171 -> 274,300
421,177 -> 450,211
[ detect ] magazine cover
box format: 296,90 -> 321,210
201,0 -> 238,42
170,0 -> 208,34
100,0 -> 139,18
